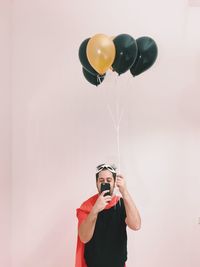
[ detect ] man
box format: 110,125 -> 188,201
75,164 -> 141,267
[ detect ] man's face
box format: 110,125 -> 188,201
96,170 -> 115,196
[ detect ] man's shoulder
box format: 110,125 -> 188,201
120,197 -> 126,207
79,194 -> 98,209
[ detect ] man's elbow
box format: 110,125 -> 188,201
78,231 -> 91,244
126,218 -> 141,231
129,223 -> 141,231
78,233 -> 88,243
133,223 -> 141,230
79,237 -> 88,244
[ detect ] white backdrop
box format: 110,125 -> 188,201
1,0 -> 200,267
0,0 -> 11,267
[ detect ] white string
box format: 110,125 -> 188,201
116,108 -> 124,174
99,71 -> 125,179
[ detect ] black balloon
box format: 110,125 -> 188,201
130,36 -> 158,77
79,38 -> 98,76
112,34 -> 138,75
82,67 -> 105,86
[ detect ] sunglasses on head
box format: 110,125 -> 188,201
96,164 -> 116,174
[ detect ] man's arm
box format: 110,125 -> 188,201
122,190 -> 141,230
78,191 -> 111,243
78,209 -> 98,244
116,175 -> 141,231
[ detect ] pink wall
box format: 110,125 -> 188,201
3,0 -> 200,266
0,1 -> 11,267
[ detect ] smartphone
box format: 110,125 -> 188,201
100,183 -> 111,196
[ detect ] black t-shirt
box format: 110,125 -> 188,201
84,198 -> 127,267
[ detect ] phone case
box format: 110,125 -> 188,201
100,183 -> 111,196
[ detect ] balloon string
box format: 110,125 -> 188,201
99,72 -> 124,174
106,104 -> 118,131
107,73 -> 124,174
97,75 -> 101,85
106,104 -> 123,171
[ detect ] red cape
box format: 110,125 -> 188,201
75,194 -> 126,267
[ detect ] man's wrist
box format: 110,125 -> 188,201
121,189 -> 129,199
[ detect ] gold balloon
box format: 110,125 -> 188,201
86,34 -> 116,75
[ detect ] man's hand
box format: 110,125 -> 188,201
116,174 -> 127,195
116,174 -> 141,230
92,191 -> 112,214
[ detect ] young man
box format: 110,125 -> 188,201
75,164 -> 141,267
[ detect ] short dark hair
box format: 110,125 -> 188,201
95,163 -> 117,181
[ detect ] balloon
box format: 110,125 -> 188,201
130,36 -> 158,76
82,67 -> 105,86
112,34 -> 138,75
109,36 -> 115,70
79,38 -> 98,76
86,34 -> 116,75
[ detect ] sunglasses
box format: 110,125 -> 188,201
96,164 -> 116,174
